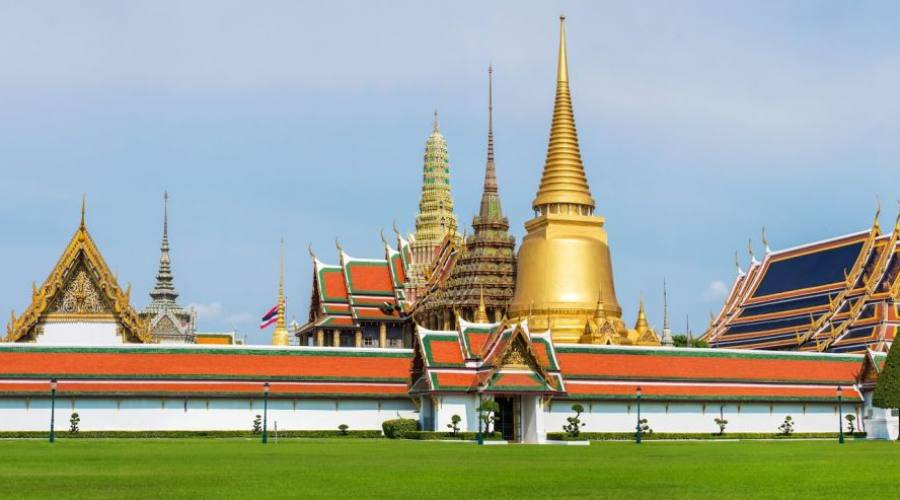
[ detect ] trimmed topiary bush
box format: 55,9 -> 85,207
381,418 -> 418,439
69,412 -> 80,434
546,431 -> 866,441
873,341 -> 900,440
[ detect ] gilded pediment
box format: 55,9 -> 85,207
6,212 -> 150,343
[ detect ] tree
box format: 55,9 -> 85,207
446,415 -> 461,437
672,335 -> 709,348
252,415 -> 262,434
777,416 -> 794,435
714,417 -> 728,435
477,400 -> 500,434
873,341 -> 900,440
69,412 -> 80,434
638,418 -> 652,434
338,424 -> 349,435
563,404 -> 586,438
845,414 -> 856,434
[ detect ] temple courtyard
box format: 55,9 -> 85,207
2,439 -> 898,499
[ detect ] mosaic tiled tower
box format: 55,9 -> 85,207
142,192 -> 196,343
442,66 -> 516,323
408,112 -> 461,301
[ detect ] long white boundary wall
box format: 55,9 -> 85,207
0,397 -> 418,432
424,395 -> 866,437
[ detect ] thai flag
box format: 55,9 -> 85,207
260,305 -> 278,329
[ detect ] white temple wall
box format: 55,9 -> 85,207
546,400 -> 860,434
433,394 -> 479,433
37,322 -> 123,345
0,397 -> 417,432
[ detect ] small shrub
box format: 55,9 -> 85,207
714,417 -> 728,435
845,414 -> 856,433
778,416 -> 794,435
563,404 -> 586,438
638,418 -> 652,434
446,415 -> 461,437
338,424 -> 349,435
252,415 -> 262,434
382,418 -> 418,439
69,412 -> 80,434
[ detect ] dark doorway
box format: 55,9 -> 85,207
496,396 -> 516,441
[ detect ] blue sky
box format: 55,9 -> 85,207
1,1 -> 899,344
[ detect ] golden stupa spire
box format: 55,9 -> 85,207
532,15 -> 595,211
272,239 -> 290,346
474,286 -> 490,323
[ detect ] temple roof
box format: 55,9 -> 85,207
6,202 -> 151,343
298,237 -> 411,334
410,319 -> 565,396
705,218 -> 900,354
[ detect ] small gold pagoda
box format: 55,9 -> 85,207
508,17 -> 659,346
272,241 -> 290,346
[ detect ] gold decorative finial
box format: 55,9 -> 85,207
532,15 -> 594,211
80,194 -> 86,228
874,196 -> 882,231
433,110 -> 439,133
273,238 -> 289,346
475,285 -> 489,323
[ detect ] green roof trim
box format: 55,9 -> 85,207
555,345 -> 863,363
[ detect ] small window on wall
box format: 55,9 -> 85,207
364,337 -> 376,347
892,409 -> 900,417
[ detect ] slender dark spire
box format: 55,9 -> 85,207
479,65 -> 503,218
148,191 -> 179,308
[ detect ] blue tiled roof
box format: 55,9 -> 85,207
752,242 -> 863,298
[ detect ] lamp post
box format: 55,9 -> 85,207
635,386 -> 642,444
476,394 -> 484,446
262,382 -> 270,444
49,378 -> 58,444
837,385 -> 844,444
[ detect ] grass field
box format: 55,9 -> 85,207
2,438 -> 898,499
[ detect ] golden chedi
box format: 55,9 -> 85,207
508,17 -> 659,346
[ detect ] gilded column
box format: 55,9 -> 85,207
316,329 -> 325,347
333,330 -> 340,347
355,330 -> 362,348
379,323 -> 387,348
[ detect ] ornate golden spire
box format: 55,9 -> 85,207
532,15 -> 595,211
80,194 -> 87,229
634,297 -> 650,331
474,285 -> 489,323
273,239 -> 290,346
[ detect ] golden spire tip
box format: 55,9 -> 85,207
80,194 -> 86,228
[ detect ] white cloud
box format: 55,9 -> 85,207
225,312 -> 253,324
187,302 -> 223,319
702,281 -> 729,302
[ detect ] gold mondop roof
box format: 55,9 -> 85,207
532,16 -> 595,211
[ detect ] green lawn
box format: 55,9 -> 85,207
2,438 -> 898,499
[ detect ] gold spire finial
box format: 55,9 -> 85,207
532,16 -> 594,211
557,15 -> 568,84
433,110 -> 439,133
80,194 -> 86,228
273,238 -> 289,346
475,285 -> 489,323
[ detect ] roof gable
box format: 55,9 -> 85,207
6,221 -> 150,343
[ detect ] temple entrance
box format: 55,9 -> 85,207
495,396 -> 519,442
